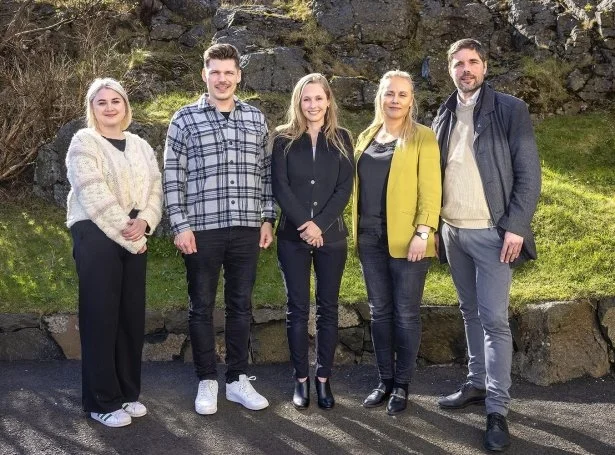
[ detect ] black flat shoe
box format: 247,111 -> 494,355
386,387 -> 407,415
363,382 -> 391,408
315,378 -> 335,410
484,412 -> 510,452
293,378 -> 310,409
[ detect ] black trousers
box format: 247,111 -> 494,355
277,238 -> 347,379
183,227 -> 260,383
71,220 -> 147,413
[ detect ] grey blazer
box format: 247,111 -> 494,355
432,83 -> 541,266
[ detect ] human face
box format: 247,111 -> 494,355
449,48 -> 487,98
92,88 -> 126,133
300,82 -> 329,128
202,59 -> 241,108
381,76 -> 413,122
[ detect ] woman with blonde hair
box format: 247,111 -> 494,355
66,78 -> 162,427
352,70 -> 441,415
271,73 -> 354,410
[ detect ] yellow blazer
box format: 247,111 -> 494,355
352,123 -> 442,258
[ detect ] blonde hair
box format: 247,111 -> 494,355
272,73 -> 351,158
85,78 -> 132,131
367,70 -> 417,143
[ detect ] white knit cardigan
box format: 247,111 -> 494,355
66,128 -> 163,253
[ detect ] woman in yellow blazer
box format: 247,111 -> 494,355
352,70 -> 441,415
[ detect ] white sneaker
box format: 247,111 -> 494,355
195,379 -> 218,415
90,409 -> 132,427
226,374 -> 269,411
122,401 -> 147,417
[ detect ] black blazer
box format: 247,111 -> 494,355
272,129 -> 354,242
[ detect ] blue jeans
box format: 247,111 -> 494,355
358,231 -> 430,385
183,227 -> 260,383
277,238 -> 347,378
441,223 -> 513,416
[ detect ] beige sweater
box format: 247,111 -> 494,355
66,128 -> 163,253
441,101 -> 491,229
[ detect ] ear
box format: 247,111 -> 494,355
483,61 -> 488,75
237,68 -> 242,84
201,67 -> 207,83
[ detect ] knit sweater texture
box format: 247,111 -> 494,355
66,128 -> 163,253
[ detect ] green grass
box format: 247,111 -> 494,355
1,111 -> 614,314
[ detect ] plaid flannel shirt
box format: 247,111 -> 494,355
163,95 -> 275,234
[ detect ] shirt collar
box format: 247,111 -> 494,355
457,87 -> 481,107
198,94 -> 244,111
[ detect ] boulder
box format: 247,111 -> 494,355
598,298 -> 615,349
338,305 -> 361,328
250,320 -> 289,363
142,332 -> 186,361
329,76 -> 377,110
42,314 -> 81,360
160,0 -> 219,21
419,305 -> 466,364
164,310 -> 189,334
313,0 -> 414,45
0,314 -> 40,332
338,326 -> 364,353
212,6 -> 302,54
512,300 -> 611,385
144,310 -> 165,334
252,308 -> 286,324
0,329 -> 64,361
240,47 -> 311,93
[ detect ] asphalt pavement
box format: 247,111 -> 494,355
1,361 -> 614,455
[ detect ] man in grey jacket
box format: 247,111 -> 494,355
432,38 -> 541,452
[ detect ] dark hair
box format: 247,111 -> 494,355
447,38 -> 487,65
203,43 -> 241,69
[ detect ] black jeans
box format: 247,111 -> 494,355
71,220 -> 146,413
184,227 -> 260,383
277,238 -> 347,379
358,231 -> 430,385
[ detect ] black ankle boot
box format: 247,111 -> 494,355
315,378 -> 335,410
386,387 -> 408,415
293,378 -> 310,409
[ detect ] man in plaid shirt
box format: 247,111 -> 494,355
163,43 -> 275,415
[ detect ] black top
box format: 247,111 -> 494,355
272,129 -> 354,243
220,111 -> 231,120
103,136 -> 126,152
357,139 -> 396,232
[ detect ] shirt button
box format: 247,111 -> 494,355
228,140 -> 233,145
231,200 -> 235,205
310,180 -> 315,184
229,160 -> 234,164
230,180 -> 235,184
313,201 -> 318,206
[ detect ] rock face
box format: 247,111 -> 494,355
240,47 -> 311,92
513,300 -> 611,386
0,329 -> 64,361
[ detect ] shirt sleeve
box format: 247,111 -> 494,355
312,130 -> 355,233
259,119 -> 276,220
163,113 -> 191,235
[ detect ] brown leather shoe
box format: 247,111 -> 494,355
438,381 -> 486,409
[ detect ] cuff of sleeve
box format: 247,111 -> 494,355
262,217 -> 276,225
414,212 -> 440,230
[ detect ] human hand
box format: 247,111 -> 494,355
137,243 -> 148,254
174,230 -> 197,254
407,235 -> 427,262
500,231 -> 524,263
260,222 -> 274,249
297,221 -> 322,244
309,236 -> 324,248
122,218 -> 148,241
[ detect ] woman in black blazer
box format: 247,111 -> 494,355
271,73 -> 354,410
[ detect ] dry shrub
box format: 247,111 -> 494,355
0,0 -> 130,183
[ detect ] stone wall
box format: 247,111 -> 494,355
2,299 -> 614,386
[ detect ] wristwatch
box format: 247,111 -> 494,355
415,231 -> 429,240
